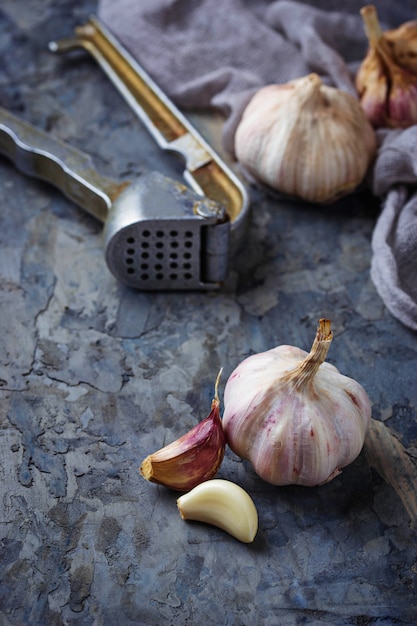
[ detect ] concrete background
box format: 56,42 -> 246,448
1,1 -> 417,624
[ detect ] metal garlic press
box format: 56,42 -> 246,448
0,17 -> 249,291
0,108 -> 229,290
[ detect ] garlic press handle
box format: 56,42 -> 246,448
0,106 -> 120,222
49,17 -> 250,252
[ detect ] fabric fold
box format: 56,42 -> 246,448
371,186 -> 417,331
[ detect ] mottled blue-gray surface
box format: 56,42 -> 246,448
1,1 -> 417,625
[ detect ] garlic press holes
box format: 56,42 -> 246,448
123,227 -> 199,283
125,241 -> 136,274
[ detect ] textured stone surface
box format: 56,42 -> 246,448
1,1 -> 417,625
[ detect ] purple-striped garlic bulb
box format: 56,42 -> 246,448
222,319 -> 371,486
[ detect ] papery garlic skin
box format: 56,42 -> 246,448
234,73 -> 376,203
387,20 -> 417,74
222,320 -> 371,487
355,44 -> 389,128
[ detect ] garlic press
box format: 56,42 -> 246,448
0,107 -> 232,290
0,18 -> 249,291
51,16 -> 250,288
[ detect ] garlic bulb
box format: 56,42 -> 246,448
222,319 -> 371,486
234,73 -> 376,203
356,5 -> 417,128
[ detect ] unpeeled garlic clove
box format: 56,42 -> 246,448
356,5 -> 417,128
234,73 -> 376,204
386,20 -> 417,74
177,479 -> 258,543
355,38 -> 388,128
140,370 -> 226,491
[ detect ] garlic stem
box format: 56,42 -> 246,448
360,5 -> 384,46
284,318 -> 333,392
296,73 -> 324,109
360,5 -> 398,72
214,366 -> 223,406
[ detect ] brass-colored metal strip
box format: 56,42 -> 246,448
50,17 -> 250,250
74,21 -> 188,145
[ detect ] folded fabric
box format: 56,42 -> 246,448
98,0 -> 417,331
371,128 -> 417,331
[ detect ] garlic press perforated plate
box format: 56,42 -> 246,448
0,17 -> 249,291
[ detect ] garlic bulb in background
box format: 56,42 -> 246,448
356,5 -> 417,128
234,73 -> 376,203
222,319 -> 372,487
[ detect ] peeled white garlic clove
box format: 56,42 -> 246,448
177,479 -> 258,543
222,319 -> 372,487
140,370 -> 226,491
234,73 -> 376,203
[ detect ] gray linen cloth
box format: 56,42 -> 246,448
98,0 -> 417,331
